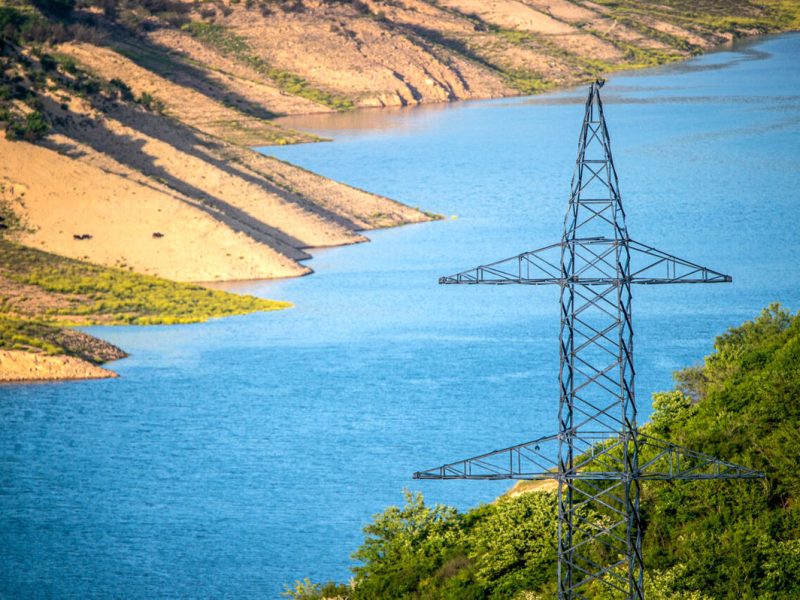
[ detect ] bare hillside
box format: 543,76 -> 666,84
0,0 -> 797,283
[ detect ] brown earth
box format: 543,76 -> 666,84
1,82 -> 429,282
1,0 -> 795,384
3,0 -> 790,287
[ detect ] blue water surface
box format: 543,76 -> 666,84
2,33 -> 799,599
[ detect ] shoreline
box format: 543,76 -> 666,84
0,17 -> 785,382
272,30 -> 793,135
0,350 -> 119,383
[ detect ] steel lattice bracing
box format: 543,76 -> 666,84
414,81 -> 763,599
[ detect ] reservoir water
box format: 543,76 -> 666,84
2,33 -> 799,599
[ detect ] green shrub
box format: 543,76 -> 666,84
4,109 -> 48,141
109,77 -> 135,101
289,306 -> 800,597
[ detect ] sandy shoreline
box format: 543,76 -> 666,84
0,350 -> 118,382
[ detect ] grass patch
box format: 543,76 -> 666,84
419,209 -> 445,221
589,0 -> 800,36
0,316 -> 66,354
184,21 -> 354,111
586,27 -> 681,67
767,0 -> 800,29
0,239 -> 290,326
501,67 -> 554,95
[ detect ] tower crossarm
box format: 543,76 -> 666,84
438,238 -> 731,286
412,432 -> 763,481
635,434 -> 764,480
413,434 -> 561,480
438,242 -> 563,285
627,240 -> 732,285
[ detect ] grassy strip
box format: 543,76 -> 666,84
184,21 -> 354,111
0,316 -> 67,355
586,0 -> 800,35
0,239 -> 290,326
585,27 -> 680,67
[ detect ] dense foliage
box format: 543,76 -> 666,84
287,305 -> 800,599
0,1 -> 178,141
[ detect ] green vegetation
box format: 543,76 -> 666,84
588,0 -> 800,37
287,305 -> 800,598
0,316 -> 67,354
0,3 -> 165,141
586,28 -> 679,68
500,68 -> 553,96
0,239 -> 290,326
136,90 -> 166,113
0,238 -> 289,363
184,21 -> 354,111
769,0 -> 800,29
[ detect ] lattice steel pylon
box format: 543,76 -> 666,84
413,81 -> 764,599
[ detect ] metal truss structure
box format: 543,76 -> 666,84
413,81 -> 763,599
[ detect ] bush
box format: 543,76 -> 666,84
137,90 -> 165,112
5,110 -> 49,141
109,77 -> 135,101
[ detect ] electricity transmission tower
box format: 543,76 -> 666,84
413,81 -> 763,599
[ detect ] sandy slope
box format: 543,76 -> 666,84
58,41 -> 319,145
1,65 -> 429,283
219,0 -> 514,107
144,29 -> 332,117
182,0 -> 739,109
0,350 -> 117,382
1,137 -> 310,281
437,0 -> 626,60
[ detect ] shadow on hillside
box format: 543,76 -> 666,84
105,102 -> 363,233
42,99 -> 316,260
107,29 -> 281,122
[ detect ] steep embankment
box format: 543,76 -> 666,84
157,0 -> 800,105
0,2 -> 436,286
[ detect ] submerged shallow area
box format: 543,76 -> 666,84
2,33 -> 800,599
